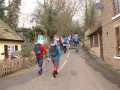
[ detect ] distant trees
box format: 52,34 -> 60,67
6,0 -> 21,29
0,0 -> 5,20
17,26 -> 44,42
83,0 -> 101,32
33,0 -> 80,41
0,0 -> 22,29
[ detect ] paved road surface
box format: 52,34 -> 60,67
0,48 -> 119,90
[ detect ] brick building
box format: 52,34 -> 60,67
84,0 -> 104,59
101,0 -> 120,68
84,0 -> 120,69
86,26 -> 103,59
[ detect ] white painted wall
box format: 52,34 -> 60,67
0,41 -> 22,60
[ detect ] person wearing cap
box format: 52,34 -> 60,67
33,38 -> 47,75
48,42 -> 61,78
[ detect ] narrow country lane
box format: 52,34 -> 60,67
0,47 -> 119,90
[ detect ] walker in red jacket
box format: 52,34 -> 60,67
34,43 -> 47,75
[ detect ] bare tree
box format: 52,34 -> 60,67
6,0 -> 21,29
81,0 -> 101,32
33,0 -> 79,40
0,0 -> 5,20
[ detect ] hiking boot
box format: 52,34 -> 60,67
52,72 -> 56,78
54,71 -> 58,74
38,71 -> 42,75
38,69 -> 42,75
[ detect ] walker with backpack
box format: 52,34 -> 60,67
34,43 -> 42,55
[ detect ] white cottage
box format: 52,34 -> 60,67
0,19 -> 24,60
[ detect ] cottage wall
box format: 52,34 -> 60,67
0,41 -> 22,60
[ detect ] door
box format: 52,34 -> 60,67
4,45 -> 8,58
99,28 -> 104,60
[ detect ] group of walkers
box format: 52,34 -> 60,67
59,34 -> 81,53
33,34 -> 80,78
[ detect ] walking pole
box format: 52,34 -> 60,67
42,59 -> 48,77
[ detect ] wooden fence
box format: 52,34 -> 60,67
0,57 -> 36,77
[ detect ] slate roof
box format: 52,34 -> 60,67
0,19 -> 24,42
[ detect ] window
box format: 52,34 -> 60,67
4,45 -> 19,58
116,27 -> 120,56
8,46 -> 14,56
113,0 -> 120,15
90,33 -> 99,47
94,34 -> 99,47
90,36 -> 93,47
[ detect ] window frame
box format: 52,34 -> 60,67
115,26 -> 120,56
90,33 -> 99,47
94,33 -> 99,47
90,36 -> 93,47
113,0 -> 120,15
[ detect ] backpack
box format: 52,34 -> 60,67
74,37 -> 79,43
63,37 -> 68,44
49,45 -> 58,57
34,44 -> 42,55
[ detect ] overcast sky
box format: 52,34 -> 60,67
19,0 -> 38,28
5,0 -> 83,28
5,0 -> 39,28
